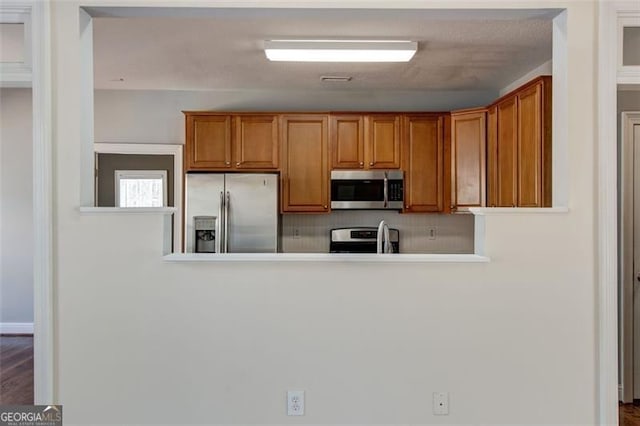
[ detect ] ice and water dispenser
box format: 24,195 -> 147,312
194,216 -> 216,253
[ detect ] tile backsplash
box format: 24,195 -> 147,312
281,211 -> 475,254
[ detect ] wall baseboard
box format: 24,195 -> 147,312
0,322 -> 34,334
620,385 -> 624,402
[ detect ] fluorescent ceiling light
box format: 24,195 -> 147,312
264,40 -> 417,62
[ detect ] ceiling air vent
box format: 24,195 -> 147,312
320,76 -> 352,82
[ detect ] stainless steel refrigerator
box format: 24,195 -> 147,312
185,173 -> 279,253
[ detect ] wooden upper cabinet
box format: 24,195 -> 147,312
330,115 -> 365,169
495,97 -> 518,207
450,109 -> 486,210
233,115 -> 279,169
487,106 -> 498,207
487,76 -> 552,208
184,113 -> 278,171
365,115 -> 401,169
281,115 -> 329,213
517,80 -> 552,207
403,115 -> 445,212
186,114 -> 232,170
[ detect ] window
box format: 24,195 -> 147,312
114,170 -> 167,207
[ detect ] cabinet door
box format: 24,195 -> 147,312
496,97 -> 518,207
487,106 -> 498,207
185,115 -> 232,170
233,115 -> 279,169
330,115 -> 364,169
366,115 -> 401,169
517,82 -> 543,207
451,110 -> 486,209
403,115 -> 444,212
281,115 -> 329,213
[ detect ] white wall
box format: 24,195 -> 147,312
499,59 -> 553,96
52,1 -> 596,424
0,88 -> 33,326
93,88 -> 497,144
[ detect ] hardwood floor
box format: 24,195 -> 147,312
0,335 -> 33,405
621,403 -> 640,426
1,337 -> 640,423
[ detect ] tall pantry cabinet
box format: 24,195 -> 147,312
487,76 -> 552,207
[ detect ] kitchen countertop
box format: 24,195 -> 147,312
163,253 -> 490,263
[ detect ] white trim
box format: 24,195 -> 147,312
0,322 -> 34,334
552,10 -> 569,208
79,206 -> 176,214
620,384 -> 624,402
29,0 -> 54,405
599,1 -> 630,423
164,253 -> 490,263
617,12 -> 640,83
621,112 -> 640,403
0,3 -> 33,87
94,143 -> 183,253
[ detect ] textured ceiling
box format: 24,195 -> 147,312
92,8 -> 555,91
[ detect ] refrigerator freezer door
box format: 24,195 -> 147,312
225,174 -> 279,253
185,174 -> 225,253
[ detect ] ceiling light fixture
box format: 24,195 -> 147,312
264,40 -> 417,63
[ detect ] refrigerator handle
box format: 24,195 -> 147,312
218,191 -> 224,253
224,191 -> 230,253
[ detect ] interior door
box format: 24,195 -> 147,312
633,123 -> 640,398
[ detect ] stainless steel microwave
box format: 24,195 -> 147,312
330,170 -> 404,210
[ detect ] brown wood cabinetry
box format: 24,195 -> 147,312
185,114 -> 232,169
184,112 -> 278,171
450,109 -> 486,210
494,97 -> 518,207
330,114 -> 401,169
281,115 -> 330,213
366,115 -> 401,169
402,114 -> 446,212
487,76 -> 551,207
487,106 -> 498,207
330,115 -> 364,169
234,115 -> 279,169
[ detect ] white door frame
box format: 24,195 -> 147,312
0,0 -> 56,404
599,1 -> 640,424
620,112 -> 640,403
94,143 -> 183,253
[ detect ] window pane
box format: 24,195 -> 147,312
0,23 -> 25,63
119,178 -> 164,207
623,27 -> 640,66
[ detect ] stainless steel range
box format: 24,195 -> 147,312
329,227 -> 400,253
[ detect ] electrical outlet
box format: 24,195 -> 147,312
287,390 -> 304,416
293,228 -> 301,239
433,392 -> 449,415
427,226 -> 437,240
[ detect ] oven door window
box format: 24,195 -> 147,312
331,180 -> 384,201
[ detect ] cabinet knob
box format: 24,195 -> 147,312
369,162 -> 374,166
405,205 -> 409,209
359,162 -> 364,167
225,161 -> 230,165
323,205 -> 328,209
236,162 -> 240,166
